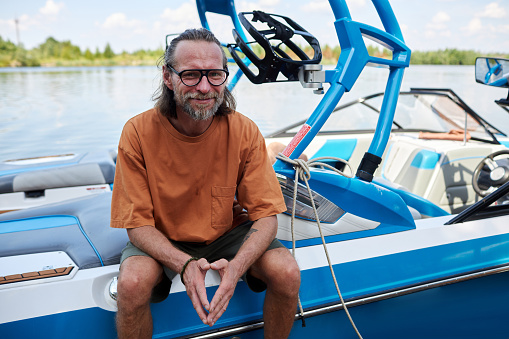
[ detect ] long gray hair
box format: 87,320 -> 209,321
152,28 -> 236,119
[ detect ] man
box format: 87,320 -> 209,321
110,28 -> 301,339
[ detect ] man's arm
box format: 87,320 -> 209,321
127,226 -> 212,324
206,215 -> 278,326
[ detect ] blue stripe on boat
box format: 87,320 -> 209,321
0,215 -> 78,234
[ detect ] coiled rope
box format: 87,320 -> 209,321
275,153 -> 363,339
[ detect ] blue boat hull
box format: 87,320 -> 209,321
3,268 -> 508,338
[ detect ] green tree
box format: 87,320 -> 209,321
0,36 -> 17,66
33,37 -> 82,61
103,43 -> 114,58
60,40 -> 81,60
84,48 -> 94,60
13,46 -> 40,66
37,37 -> 59,58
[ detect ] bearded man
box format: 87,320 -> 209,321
110,28 -> 300,339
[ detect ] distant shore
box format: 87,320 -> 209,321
1,35 -> 508,68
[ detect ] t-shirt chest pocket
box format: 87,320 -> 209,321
211,186 -> 237,229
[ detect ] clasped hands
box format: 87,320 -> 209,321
182,257 -> 241,326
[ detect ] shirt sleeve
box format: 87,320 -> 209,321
236,127 -> 287,221
110,122 -> 155,229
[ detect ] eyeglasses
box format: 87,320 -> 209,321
167,65 -> 229,87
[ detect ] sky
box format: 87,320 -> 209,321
1,0 -> 508,54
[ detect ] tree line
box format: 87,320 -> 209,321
319,44 -> 508,65
0,36 -> 164,67
1,35 -> 508,68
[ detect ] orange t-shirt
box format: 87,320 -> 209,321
110,108 -> 286,244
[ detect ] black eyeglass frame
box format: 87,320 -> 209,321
167,65 -> 229,87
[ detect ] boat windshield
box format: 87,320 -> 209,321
272,89 -> 504,143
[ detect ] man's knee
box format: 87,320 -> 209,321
117,256 -> 163,306
259,249 -> 301,296
273,258 -> 300,295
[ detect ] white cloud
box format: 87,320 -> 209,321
102,13 -> 143,30
301,0 -> 365,13
479,2 -> 506,19
39,0 -> 64,16
160,2 -> 200,28
400,23 -> 408,35
432,11 -> 450,24
157,2 -> 202,42
439,30 -> 452,38
301,1 -> 330,13
425,11 -> 450,32
0,18 -> 16,31
259,0 -> 280,6
237,0 -> 279,13
462,17 -> 483,35
8,14 -> 39,32
424,30 -> 436,39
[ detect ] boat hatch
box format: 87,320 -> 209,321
0,252 -> 77,289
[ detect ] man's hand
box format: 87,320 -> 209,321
206,259 -> 242,326
183,258 -> 212,324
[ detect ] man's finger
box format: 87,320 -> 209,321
208,279 -> 235,324
210,258 -> 228,271
208,294 -> 232,326
187,287 -> 209,324
211,299 -> 231,326
195,279 -> 210,311
209,278 -> 230,311
184,260 -> 212,323
197,258 -> 211,271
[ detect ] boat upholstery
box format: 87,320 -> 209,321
0,150 -> 116,194
380,135 -> 506,213
308,136 -> 373,172
426,144 -> 505,213
0,192 -> 127,269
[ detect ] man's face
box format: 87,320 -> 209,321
164,40 -> 226,121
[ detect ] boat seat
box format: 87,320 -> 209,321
0,192 -> 128,269
0,150 -> 116,194
425,144 -> 506,213
309,137 -> 373,172
379,138 -> 439,197
380,135 -> 506,213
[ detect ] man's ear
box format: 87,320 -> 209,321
162,65 -> 174,90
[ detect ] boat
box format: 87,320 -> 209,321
2,0 -> 509,338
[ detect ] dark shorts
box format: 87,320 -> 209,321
120,221 -> 285,303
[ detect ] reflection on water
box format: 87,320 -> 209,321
0,66 -> 159,160
1,65 -> 509,161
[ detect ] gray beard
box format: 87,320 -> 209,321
176,91 -> 224,121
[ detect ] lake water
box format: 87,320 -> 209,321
1,64 -> 509,161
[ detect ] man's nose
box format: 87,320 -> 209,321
195,74 -> 211,92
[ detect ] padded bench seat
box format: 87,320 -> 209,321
0,150 -> 116,194
0,192 -> 128,269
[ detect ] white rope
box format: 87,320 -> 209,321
276,153 -> 363,339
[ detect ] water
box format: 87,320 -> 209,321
1,65 -> 509,161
